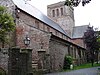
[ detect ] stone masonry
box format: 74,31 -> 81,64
49,36 -> 69,72
0,0 -> 87,73
0,49 -> 8,72
15,9 -> 51,70
47,1 -> 75,37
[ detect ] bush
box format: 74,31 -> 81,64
0,69 -> 6,75
63,55 -> 73,69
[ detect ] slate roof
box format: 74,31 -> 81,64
12,0 -> 67,36
72,25 -> 89,38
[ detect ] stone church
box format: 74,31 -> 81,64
0,0 -> 88,72
47,1 -> 89,48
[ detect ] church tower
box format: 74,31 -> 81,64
47,1 -> 75,36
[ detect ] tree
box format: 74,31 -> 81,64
83,26 -> 98,66
65,0 -> 91,7
95,31 -> 100,64
0,6 -> 15,48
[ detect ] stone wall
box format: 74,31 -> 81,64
0,48 -> 8,72
48,35 -> 87,71
56,16 -> 74,36
49,35 -> 69,71
8,48 -> 32,75
15,9 -> 51,70
47,1 -> 75,36
0,0 -> 87,73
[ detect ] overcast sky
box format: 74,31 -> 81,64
28,0 -> 100,30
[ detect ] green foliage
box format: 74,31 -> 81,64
0,68 -> 6,75
63,55 -> 73,69
74,63 -> 100,70
83,27 -> 96,48
83,26 -> 100,65
97,31 -> 100,51
83,27 -> 95,52
65,0 -> 91,7
0,6 -> 15,47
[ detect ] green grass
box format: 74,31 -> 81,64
63,62 -> 100,72
74,63 -> 100,70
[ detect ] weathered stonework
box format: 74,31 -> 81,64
47,1 -> 75,36
15,9 -> 51,70
49,36 -> 69,71
14,7 -> 87,71
71,39 -> 85,48
0,0 -> 88,73
0,49 -> 8,72
49,35 -> 87,71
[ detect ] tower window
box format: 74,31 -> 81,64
56,9 -> 59,16
61,8 -> 63,15
52,10 -> 55,17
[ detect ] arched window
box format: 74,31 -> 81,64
56,9 -> 59,16
61,8 -> 63,15
52,10 -> 55,17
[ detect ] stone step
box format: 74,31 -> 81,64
32,60 -> 38,69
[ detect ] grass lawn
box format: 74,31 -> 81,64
74,62 -> 100,70
64,62 -> 100,71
